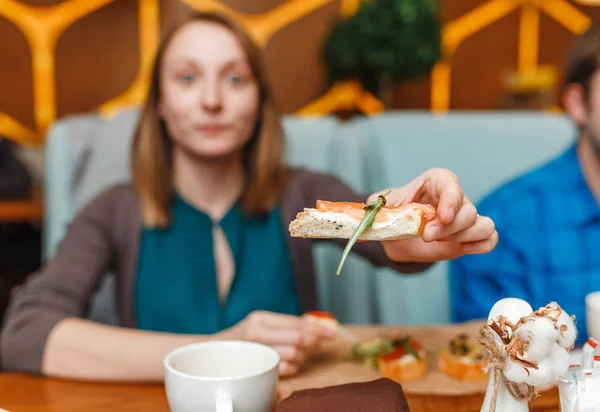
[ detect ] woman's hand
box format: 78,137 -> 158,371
225,311 -> 335,377
368,168 -> 498,262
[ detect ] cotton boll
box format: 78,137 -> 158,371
555,309 -> 577,349
549,341 -> 570,379
505,357 -> 558,387
511,343 -> 567,387
523,357 -> 561,386
504,358 -> 531,383
556,320 -> 577,350
544,302 -> 561,316
523,343 -> 570,386
541,302 -> 577,349
515,316 -> 558,363
504,342 -> 571,386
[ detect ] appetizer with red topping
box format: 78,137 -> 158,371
289,194 -> 436,275
350,336 -> 428,381
303,310 -> 339,333
438,333 -> 487,381
377,337 -> 427,382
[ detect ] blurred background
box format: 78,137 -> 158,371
2,0 -> 600,326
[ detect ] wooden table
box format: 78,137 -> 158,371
0,374 -> 168,411
0,374 -> 560,412
0,323 -> 561,412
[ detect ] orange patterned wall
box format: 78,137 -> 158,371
1,0 -> 599,146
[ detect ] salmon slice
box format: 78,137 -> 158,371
316,200 -> 436,223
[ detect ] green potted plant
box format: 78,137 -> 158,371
322,0 -> 442,108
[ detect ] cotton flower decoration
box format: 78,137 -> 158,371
502,302 -> 576,386
479,300 -> 578,412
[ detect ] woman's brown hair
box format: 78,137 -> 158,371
131,11 -> 286,227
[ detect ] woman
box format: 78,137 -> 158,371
0,12 -> 497,381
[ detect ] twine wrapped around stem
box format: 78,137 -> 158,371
477,325 -> 538,412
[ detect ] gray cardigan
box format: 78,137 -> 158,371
0,168 -> 431,373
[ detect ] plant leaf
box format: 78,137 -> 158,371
336,191 -> 390,275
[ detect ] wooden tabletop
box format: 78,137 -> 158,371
0,374 -> 169,411
0,322 -> 562,412
0,373 -> 560,412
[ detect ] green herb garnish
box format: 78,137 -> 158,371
336,191 -> 391,275
398,337 -> 422,361
350,337 -> 396,368
350,336 -> 423,367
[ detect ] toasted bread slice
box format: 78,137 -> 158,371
439,333 -> 488,381
377,338 -> 428,382
439,351 -> 488,381
378,354 -> 428,382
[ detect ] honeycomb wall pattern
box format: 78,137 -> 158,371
0,0 -> 599,145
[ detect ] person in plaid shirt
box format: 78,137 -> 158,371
450,20 -> 600,343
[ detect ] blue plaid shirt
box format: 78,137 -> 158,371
450,143 -> 600,343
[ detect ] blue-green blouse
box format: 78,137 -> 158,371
134,194 -> 299,334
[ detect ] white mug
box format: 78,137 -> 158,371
586,291 -> 600,341
164,340 -> 280,412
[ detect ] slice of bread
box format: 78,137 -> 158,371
439,351 -> 488,381
379,356 -> 428,382
289,206 -> 429,241
438,333 -> 488,381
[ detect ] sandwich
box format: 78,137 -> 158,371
289,199 -> 436,241
303,310 -> 339,333
438,333 -> 488,381
303,311 -> 358,341
289,193 -> 436,275
351,337 -> 399,369
350,335 -> 428,381
377,336 -> 428,382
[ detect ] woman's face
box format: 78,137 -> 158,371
159,21 -> 260,160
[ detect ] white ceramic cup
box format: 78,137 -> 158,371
586,291 -> 600,341
164,340 -> 279,412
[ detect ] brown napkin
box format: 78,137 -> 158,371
275,378 -> 410,412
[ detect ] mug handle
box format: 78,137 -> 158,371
216,396 -> 233,412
